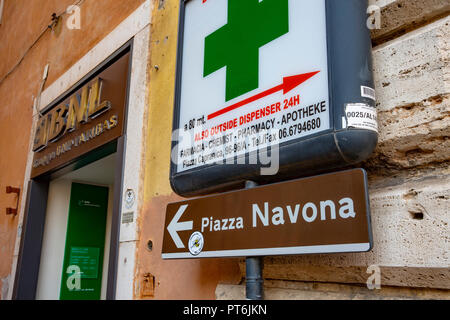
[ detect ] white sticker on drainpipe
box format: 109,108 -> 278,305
345,103 -> 378,133
361,86 -> 376,101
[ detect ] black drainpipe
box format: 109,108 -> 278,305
245,181 -> 264,300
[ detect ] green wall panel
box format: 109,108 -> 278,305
60,183 -> 109,300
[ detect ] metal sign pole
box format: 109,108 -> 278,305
244,181 -> 264,300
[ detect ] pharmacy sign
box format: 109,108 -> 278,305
171,0 -> 377,196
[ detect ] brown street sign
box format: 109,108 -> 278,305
162,169 -> 373,259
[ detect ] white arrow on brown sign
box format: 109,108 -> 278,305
167,204 -> 193,248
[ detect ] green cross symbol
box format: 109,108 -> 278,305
204,0 -> 289,102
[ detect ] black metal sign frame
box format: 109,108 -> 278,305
171,0 -> 377,197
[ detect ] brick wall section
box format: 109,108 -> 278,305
0,0 -> 145,300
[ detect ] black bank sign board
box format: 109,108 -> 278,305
170,0 -> 377,196
162,169 -> 373,259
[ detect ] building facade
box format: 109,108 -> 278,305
0,0 -> 449,300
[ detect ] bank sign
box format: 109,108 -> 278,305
171,0 -> 377,196
31,52 -> 129,178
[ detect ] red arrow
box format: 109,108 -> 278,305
207,71 -> 320,120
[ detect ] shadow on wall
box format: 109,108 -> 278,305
1,274 -> 10,300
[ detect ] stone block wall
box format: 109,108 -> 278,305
217,0 -> 450,300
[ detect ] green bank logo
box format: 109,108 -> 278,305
204,0 -> 289,102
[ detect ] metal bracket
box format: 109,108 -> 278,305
141,273 -> 155,297
6,186 -> 20,216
